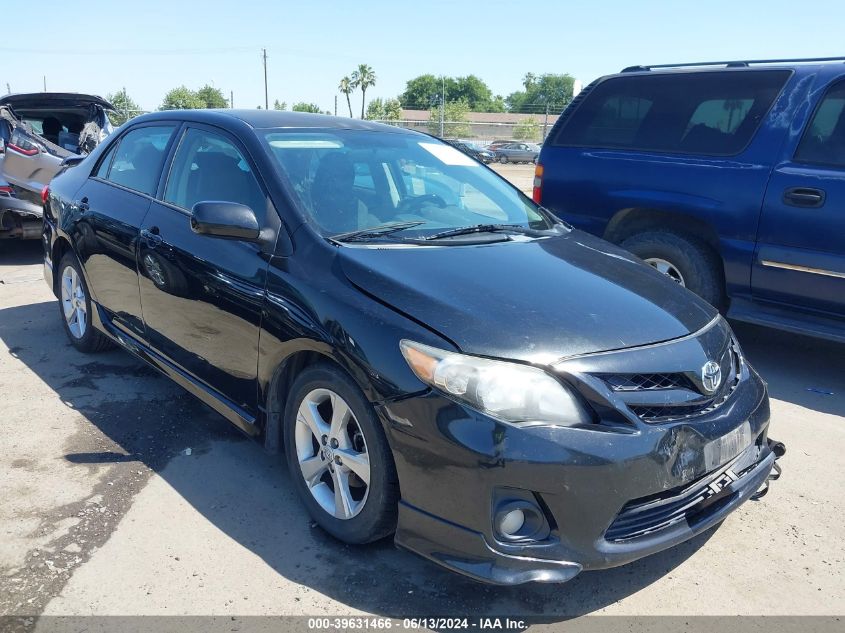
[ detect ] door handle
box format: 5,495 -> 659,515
140,227 -> 163,248
783,187 -> 826,208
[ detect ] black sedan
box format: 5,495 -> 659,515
42,110 -> 783,585
443,138 -> 495,163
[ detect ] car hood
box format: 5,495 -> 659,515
338,230 -> 717,364
0,93 -> 114,111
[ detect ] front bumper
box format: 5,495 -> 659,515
377,361 -> 778,585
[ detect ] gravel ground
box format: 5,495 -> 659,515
0,228 -> 842,625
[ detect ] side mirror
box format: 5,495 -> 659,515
190,201 -> 260,240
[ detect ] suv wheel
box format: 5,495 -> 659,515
58,252 -> 113,353
621,231 -> 724,308
284,363 -> 399,544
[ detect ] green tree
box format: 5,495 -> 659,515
513,116 -> 540,141
292,102 -> 326,114
399,74 -> 441,110
400,74 -> 504,112
428,99 -> 471,138
160,86 -> 204,110
273,99 -> 287,111
366,97 -> 402,122
351,64 -> 377,119
106,88 -> 142,126
196,84 -> 228,109
450,75 -> 504,112
506,73 -> 575,114
338,76 -> 354,118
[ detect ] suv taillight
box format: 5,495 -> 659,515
41,186 -> 50,204
532,164 -> 543,204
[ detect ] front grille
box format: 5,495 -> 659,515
598,339 -> 743,424
602,373 -> 693,391
605,449 -> 757,542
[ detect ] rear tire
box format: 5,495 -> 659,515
284,363 -> 399,544
621,231 -> 724,308
57,252 -> 113,353
499,155 -> 508,164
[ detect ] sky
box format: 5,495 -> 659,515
2,0 -> 844,113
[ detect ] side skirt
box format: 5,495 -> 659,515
95,305 -> 259,437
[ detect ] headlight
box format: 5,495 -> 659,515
400,340 -> 593,427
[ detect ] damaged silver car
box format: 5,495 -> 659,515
0,93 -> 114,239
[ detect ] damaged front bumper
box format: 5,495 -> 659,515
378,362 -> 783,585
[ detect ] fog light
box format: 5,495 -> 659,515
497,509 -> 525,537
493,498 -> 550,542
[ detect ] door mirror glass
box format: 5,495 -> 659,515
190,201 -> 260,240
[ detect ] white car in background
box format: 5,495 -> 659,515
0,93 -> 114,239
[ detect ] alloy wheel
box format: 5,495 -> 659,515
295,388 -> 371,520
644,257 -> 686,286
61,265 -> 87,339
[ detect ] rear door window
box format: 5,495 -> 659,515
794,81 -> 845,167
553,70 -> 791,156
106,125 -> 176,195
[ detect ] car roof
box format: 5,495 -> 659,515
135,109 -> 421,135
0,92 -> 115,111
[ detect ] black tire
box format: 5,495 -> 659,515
283,363 -> 399,544
57,252 -> 113,353
499,155 -> 508,164
621,231 -> 724,308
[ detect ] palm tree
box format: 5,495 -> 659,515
338,76 -> 354,118
351,64 -> 376,119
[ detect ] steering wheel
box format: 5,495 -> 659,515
396,194 -> 447,213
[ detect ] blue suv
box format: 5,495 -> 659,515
536,57 -> 845,343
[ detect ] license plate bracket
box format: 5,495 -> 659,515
703,421 -> 752,472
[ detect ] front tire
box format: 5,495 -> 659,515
58,252 -> 113,353
621,231 -> 724,308
284,363 -> 399,544
499,155 -> 508,164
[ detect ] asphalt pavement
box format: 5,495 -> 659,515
0,230 -> 842,624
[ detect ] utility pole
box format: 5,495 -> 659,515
439,75 -> 445,138
262,48 -> 269,110
43,76 -> 47,91
230,90 -> 234,109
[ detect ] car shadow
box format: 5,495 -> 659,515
730,321 -> 845,418
0,239 -> 43,266
1,299 -> 734,618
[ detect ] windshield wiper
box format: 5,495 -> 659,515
423,223 -> 548,241
331,220 -> 426,243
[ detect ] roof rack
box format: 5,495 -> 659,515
621,56 -> 845,72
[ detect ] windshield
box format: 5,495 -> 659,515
261,129 -> 553,240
